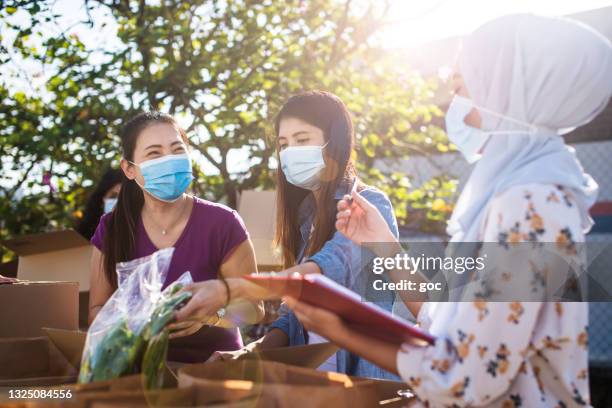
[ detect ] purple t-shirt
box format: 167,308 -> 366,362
91,196 -> 248,362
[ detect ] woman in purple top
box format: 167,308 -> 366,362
89,111 -> 263,363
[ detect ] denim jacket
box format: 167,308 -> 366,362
269,181 -> 400,380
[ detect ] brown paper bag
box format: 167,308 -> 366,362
14,386 -> 259,408
5,374 -> 412,408
0,366 -> 178,406
178,360 -> 392,408
88,387 -> 261,408
179,359 -> 357,386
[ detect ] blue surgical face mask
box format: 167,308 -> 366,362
103,197 -> 117,214
130,153 -> 193,202
279,143 -> 327,191
445,95 -> 491,164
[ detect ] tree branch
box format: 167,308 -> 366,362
6,156 -> 39,201
328,0 -> 352,68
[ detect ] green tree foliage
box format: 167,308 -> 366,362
0,0 -> 456,260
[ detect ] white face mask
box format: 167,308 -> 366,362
279,143 -> 327,191
445,95 -> 539,164
444,95 -> 491,164
103,197 -> 117,214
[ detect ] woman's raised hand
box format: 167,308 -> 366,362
335,191 -> 396,245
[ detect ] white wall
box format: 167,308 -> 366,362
376,140 -> 612,202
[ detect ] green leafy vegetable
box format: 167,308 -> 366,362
146,289 -> 192,339
79,320 -> 143,383
78,284 -> 192,388
142,330 -> 170,390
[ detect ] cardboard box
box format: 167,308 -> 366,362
0,281 -> 79,338
43,328 -> 87,369
0,336 -> 77,387
1,229 -> 92,292
238,190 -> 282,269
239,342 -> 339,369
44,327 -> 339,372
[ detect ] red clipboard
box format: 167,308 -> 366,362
246,273 -> 435,346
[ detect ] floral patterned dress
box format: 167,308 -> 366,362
397,183 -> 590,407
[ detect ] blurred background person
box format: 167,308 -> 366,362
76,168 -> 123,240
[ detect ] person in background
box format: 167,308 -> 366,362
76,168 -> 123,240
284,14 -> 612,406
88,111 -> 264,363
177,90 -> 400,379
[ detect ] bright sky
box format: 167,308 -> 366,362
6,0 -> 611,94
378,0 -> 612,48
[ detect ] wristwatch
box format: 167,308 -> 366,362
215,307 -> 226,324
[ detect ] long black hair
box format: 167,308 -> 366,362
274,90 -> 357,268
76,168 -> 124,240
102,111 -> 189,289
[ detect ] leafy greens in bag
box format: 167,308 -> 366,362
78,247 -> 192,387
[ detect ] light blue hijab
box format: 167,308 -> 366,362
447,14 -> 612,242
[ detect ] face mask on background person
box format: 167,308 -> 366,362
130,153 -> 194,202
103,197 -> 117,214
444,95 -> 493,164
279,143 -> 327,191
445,95 -> 540,164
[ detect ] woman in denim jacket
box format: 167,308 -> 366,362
201,90 -> 400,379
267,182 -> 399,379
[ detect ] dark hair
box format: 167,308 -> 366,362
102,111 -> 189,288
76,168 -> 124,240
274,90 -> 357,268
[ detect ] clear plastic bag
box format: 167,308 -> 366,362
78,247 -> 193,386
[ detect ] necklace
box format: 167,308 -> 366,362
145,197 -> 190,237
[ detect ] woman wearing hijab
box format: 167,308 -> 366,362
284,14 -> 612,406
